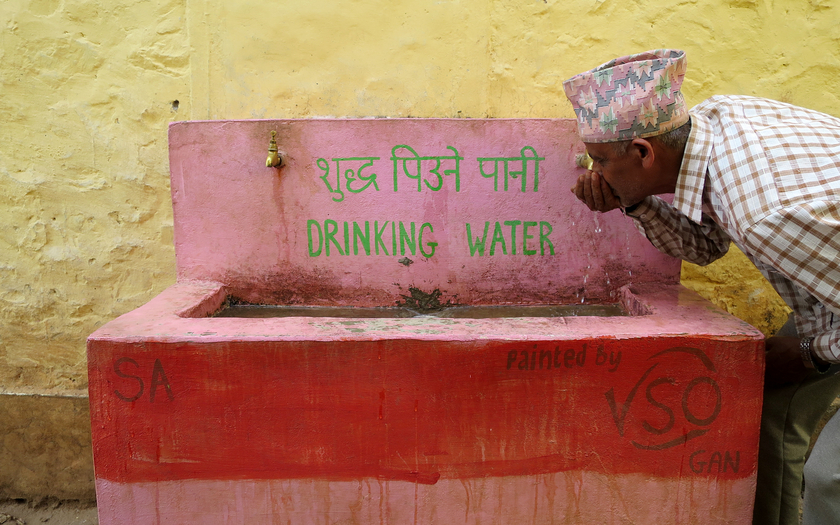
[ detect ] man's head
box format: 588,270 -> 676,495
584,122 -> 690,207
563,49 -> 690,206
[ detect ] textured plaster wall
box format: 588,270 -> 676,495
3,0 -> 840,393
1,0 -> 186,392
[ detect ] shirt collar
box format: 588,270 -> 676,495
673,112 -> 714,224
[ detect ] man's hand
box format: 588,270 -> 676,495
764,336 -> 809,388
570,170 -> 622,213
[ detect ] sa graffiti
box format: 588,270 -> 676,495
113,357 -> 174,403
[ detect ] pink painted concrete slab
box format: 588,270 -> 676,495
168,119 -> 680,306
88,119 -> 765,524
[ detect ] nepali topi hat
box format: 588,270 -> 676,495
563,49 -> 689,143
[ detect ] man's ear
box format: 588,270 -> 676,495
630,138 -> 655,169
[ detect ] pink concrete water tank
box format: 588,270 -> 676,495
88,119 -> 764,524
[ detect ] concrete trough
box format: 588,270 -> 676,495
88,118 -> 764,524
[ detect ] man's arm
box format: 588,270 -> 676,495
745,207 -> 840,366
571,171 -> 731,266
742,206 -> 840,386
569,170 -> 837,385
761,270 -> 840,363
758,260 -> 840,387
623,196 -> 730,266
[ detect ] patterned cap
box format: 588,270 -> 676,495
563,49 -> 689,143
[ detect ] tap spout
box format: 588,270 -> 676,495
266,131 -> 284,168
575,152 -> 593,171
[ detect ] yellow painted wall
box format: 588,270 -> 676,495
3,0 -> 837,392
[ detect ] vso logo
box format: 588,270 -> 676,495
605,347 -> 722,450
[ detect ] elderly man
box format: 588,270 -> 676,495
564,49 -> 840,525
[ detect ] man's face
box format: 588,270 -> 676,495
584,141 -> 650,208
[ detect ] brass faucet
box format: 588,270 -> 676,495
575,151 -> 594,170
266,131 -> 284,168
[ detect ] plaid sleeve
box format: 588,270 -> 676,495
744,204 -> 840,363
814,331 -> 840,364
758,267 -> 840,362
628,196 -> 731,266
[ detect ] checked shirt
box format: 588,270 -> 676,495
627,95 -> 840,363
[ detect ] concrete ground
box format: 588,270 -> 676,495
0,500 -> 97,525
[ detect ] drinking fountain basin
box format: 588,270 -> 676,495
212,303 -> 629,318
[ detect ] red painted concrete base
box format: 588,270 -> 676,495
88,282 -> 764,524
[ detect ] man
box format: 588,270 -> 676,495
563,49 -> 840,525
